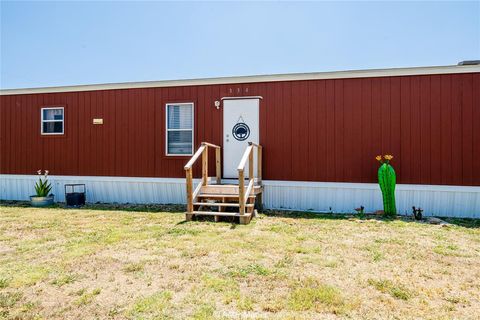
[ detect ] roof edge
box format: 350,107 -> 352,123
1,64 -> 479,96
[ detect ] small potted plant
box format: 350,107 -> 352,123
30,170 -> 54,207
412,206 -> 423,221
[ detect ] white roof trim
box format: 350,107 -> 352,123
1,65 -> 479,96
221,96 -> 263,100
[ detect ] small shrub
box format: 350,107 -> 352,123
355,206 -> 365,218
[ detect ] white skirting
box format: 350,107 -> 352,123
1,175 -> 479,219
262,180 -> 480,219
0,175 -> 187,205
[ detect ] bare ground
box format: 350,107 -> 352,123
0,203 -> 479,319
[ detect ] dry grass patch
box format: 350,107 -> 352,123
367,278 -> 413,300
123,262 -> 145,273
0,203 -> 479,319
74,288 -> 101,306
288,279 -> 350,314
126,291 -> 172,319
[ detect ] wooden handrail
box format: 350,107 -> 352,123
184,142 -> 222,214
244,179 -> 254,204
184,142 -> 221,170
237,145 -> 253,171
202,142 -> 221,149
237,142 -> 262,215
184,145 -> 206,170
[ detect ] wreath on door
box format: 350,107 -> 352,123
232,117 -> 250,141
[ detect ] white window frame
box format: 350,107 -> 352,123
165,102 -> 194,156
41,107 -> 65,135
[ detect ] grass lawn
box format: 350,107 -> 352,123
0,203 -> 479,319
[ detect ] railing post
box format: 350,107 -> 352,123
257,145 -> 262,184
238,169 -> 245,215
186,168 -> 193,213
202,146 -> 208,186
215,147 -> 221,184
248,149 -> 254,181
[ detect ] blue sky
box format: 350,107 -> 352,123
1,1 -> 479,89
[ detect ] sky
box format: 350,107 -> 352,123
1,1 -> 479,89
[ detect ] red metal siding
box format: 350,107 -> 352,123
1,72 -> 479,186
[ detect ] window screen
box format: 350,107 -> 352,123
166,103 -> 193,155
41,108 -> 64,134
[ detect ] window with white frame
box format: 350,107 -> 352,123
166,103 -> 194,155
41,107 -> 64,135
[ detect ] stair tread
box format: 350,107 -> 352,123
200,185 -> 263,196
210,183 -> 262,187
190,211 -> 252,217
193,202 -> 254,207
197,193 -> 256,198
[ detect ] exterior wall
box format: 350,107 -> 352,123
2,174 -> 479,218
1,72 -> 479,186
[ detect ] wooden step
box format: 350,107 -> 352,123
197,194 -> 256,199
193,202 -> 254,207
200,184 -> 263,196
201,185 -> 239,195
191,211 -> 252,217
185,209 -> 256,224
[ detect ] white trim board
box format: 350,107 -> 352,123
1,65 -> 479,95
1,175 -> 479,218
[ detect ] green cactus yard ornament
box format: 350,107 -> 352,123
376,155 -> 397,216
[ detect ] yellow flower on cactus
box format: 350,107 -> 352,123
384,155 -> 393,161
375,155 -> 382,161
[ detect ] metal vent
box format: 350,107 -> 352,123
458,60 -> 480,66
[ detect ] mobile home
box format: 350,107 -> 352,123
1,64 -> 479,218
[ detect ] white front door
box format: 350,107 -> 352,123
223,98 -> 260,178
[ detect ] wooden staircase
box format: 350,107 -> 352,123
184,142 -> 263,224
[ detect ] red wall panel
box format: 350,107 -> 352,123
1,72 -> 479,186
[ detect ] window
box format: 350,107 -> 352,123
166,103 -> 194,155
41,107 -> 64,135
